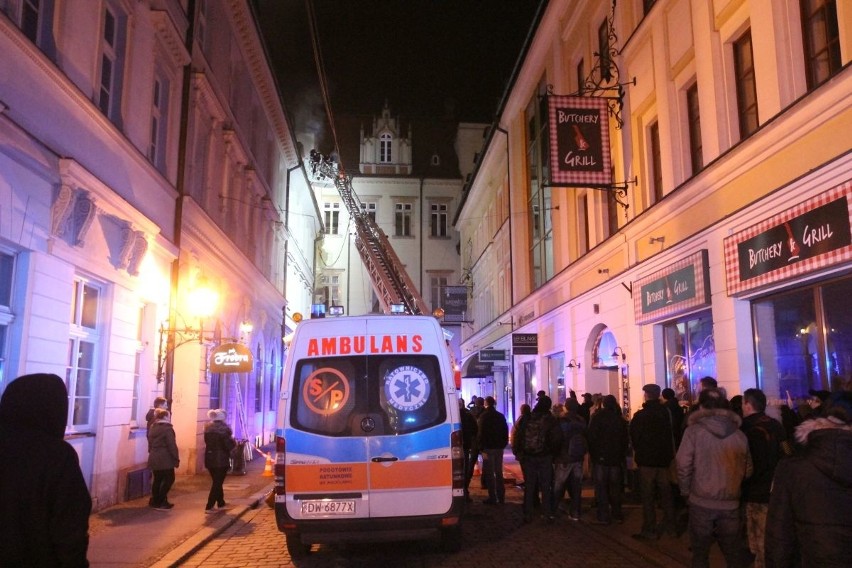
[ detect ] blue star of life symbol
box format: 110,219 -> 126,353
393,374 -> 422,402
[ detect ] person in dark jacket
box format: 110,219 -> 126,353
145,396 -> 168,428
477,396 -> 509,505
0,373 -> 91,567
740,388 -> 787,568
458,399 -> 478,502
765,391 -> 852,568
204,408 -> 235,512
630,383 -> 677,540
551,399 -> 587,520
587,394 -> 629,525
148,408 -> 180,510
512,395 -> 561,522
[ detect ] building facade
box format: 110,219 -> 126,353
0,0 -> 319,510
312,103 -> 482,361
456,0 -> 851,425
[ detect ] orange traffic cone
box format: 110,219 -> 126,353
263,453 -> 274,477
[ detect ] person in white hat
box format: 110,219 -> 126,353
204,409 -> 235,512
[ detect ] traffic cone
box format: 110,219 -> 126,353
263,453 -> 274,477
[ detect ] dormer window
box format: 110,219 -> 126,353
380,133 -> 392,163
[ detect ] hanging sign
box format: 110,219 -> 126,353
548,96 -> 612,187
512,333 -> 538,355
442,285 -> 468,322
723,182 -> 852,295
209,342 -> 253,373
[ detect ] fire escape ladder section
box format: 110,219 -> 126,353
315,158 -> 428,315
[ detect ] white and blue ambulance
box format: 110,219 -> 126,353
273,314 -> 465,557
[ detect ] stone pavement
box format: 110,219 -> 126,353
87,446 -> 275,568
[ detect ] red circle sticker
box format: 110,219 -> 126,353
302,367 -> 350,415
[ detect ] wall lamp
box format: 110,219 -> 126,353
612,346 -> 627,362
598,268 -> 609,275
649,236 -> 665,244
567,359 -> 581,369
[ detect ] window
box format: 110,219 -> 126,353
196,0 -> 207,53
130,305 -> 144,424
686,83 -> 703,174
0,251 -> 15,389
319,273 -> 341,307
291,354 -> 447,437
395,202 -> 413,237
430,202 -> 448,237
67,277 -> 102,431
598,19 -> 611,82
254,345 -> 263,413
578,194 -> 589,255
268,349 -> 277,411
606,191 -> 619,238
649,121 -> 663,204
2,0 -> 55,52
323,202 -> 340,235
525,87 -> 554,288
210,373 -> 222,410
753,277 -> 852,403
664,311 -> 716,405
380,133 -> 392,163
643,0 -> 657,14
148,72 -> 169,173
733,30 -> 759,139
576,59 -> 585,92
430,275 -> 448,313
360,201 -> 376,223
800,0 -> 841,89
97,3 -> 126,124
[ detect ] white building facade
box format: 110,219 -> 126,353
0,0 -> 319,510
456,0 -> 851,425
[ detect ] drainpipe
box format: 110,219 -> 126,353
419,176 -> 425,298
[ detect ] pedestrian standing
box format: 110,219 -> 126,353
551,399 -> 587,520
204,408 -> 235,512
148,408 -> 180,510
630,383 -> 677,540
676,387 -> 753,567
458,398 -> 478,502
0,373 -> 91,566
588,394 -> 629,525
512,395 -> 561,523
478,396 -> 509,505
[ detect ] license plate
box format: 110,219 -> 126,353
300,499 -> 356,516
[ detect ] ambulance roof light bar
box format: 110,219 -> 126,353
389,303 -> 407,314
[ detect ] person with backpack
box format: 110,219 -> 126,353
551,399 -> 588,521
512,395 -> 562,523
588,394 -> 629,525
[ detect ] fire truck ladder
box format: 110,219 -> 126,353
314,157 -> 429,316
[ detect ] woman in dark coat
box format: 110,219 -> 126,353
765,393 -> 852,568
0,373 -> 92,567
204,408 -> 235,512
148,408 -> 180,510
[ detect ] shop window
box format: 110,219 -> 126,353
753,277 -> 852,405
663,311 -> 715,404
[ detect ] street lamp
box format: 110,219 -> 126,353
157,276 -> 221,384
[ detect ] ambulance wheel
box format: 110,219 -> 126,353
285,533 -> 310,559
440,525 -> 463,552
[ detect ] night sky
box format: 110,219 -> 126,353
253,1 -> 542,148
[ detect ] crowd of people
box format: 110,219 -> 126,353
461,380 -> 852,568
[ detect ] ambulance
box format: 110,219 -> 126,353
273,314 -> 465,557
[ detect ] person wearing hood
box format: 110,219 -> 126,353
204,408 -> 235,512
148,408 -> 180,510
676,387 -> 753,568
765,391 -> 852,568
0,373 -> 91,566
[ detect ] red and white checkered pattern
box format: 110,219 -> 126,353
723,181 -> 852,296
548,95 -> 612,187
632,250 -> 711,325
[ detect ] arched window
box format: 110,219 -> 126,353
592,327 -> 619,369
380,133 -> 392,163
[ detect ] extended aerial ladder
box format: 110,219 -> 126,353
313,155 -> 430,316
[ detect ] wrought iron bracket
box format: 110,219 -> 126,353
598,176 -> 637,218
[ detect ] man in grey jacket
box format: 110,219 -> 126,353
676,388 -> 753,568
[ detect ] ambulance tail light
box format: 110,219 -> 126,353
274,435 -> 286,493
450,429 -> 464,490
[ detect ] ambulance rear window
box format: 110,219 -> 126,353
291,354 -> 446,437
